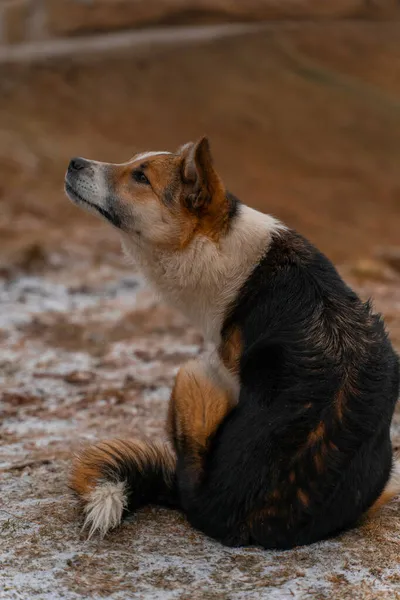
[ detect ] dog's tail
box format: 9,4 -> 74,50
367,454 -> 400,517
70,439 -> 177,537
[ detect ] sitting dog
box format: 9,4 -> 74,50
65,137 -> 399,549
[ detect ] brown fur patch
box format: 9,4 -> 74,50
306,421 -> 326,446
179,138 -> 232,244
289,471 -> 296,483
109,154 -> 181,205
219,326 -> 243,375
166,388 -> 177,442
294,421 -> 333,475
167,361 -> 234,485
366,489 -> 398,516
314,452 -> 325,474
190,195 -> 233,243
366,456 -> 400,518
335,377 -> 359,422
109,154 -> 197,250
247,502 -> 279,531
70,439 -> 175,498
271,489 -> 281,500
70,447 -> 108,496
169,361 -> 233,453
297,489 -> 310,507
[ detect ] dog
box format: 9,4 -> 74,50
65,137 -> 400,549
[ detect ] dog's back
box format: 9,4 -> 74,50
187,229 -> 399,548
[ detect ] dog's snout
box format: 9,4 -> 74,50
69,157 -> 87,172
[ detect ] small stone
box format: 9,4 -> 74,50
376,247 -> 400,274
349,259 -> 398,283
134,349 -> 153,363
1,391 -> 39,405
64,370 -> 96,385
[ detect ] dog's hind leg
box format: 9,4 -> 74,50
167,359 -> 236,480
166,359 -> 252,545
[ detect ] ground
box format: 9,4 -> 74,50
1,24 -> 400,599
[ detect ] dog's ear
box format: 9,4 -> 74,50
179,137 -> 222,212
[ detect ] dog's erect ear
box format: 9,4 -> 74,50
179,137 -> 222,211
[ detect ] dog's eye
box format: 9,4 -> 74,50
132,170 -> 150,185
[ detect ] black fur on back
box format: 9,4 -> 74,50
179,230 -> 399,549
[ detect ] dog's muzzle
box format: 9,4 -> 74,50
65,157 -> 121,229
65,156 -> 91,197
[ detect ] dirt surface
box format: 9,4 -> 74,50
1,23 -> 400,599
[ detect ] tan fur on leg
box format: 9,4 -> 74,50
169,359 -> 234,454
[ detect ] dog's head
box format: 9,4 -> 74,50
65,137 -> 238,250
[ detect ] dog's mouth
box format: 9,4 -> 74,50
65,181 -> 120,227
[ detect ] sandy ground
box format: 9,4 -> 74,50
1,23 -> 400,599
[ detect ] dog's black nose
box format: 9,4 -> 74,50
69,157 -> 87,172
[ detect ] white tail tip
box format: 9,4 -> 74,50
83,481 -> 127,538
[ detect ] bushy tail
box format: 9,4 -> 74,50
367,455 -> 400,517
70,439 -> 177,537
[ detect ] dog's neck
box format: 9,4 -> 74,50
122,205 -> 285,343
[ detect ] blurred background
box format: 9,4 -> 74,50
1,0 -> 400,265
1,2 -> 400,598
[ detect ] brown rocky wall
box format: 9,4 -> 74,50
0,0 -> 398,46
